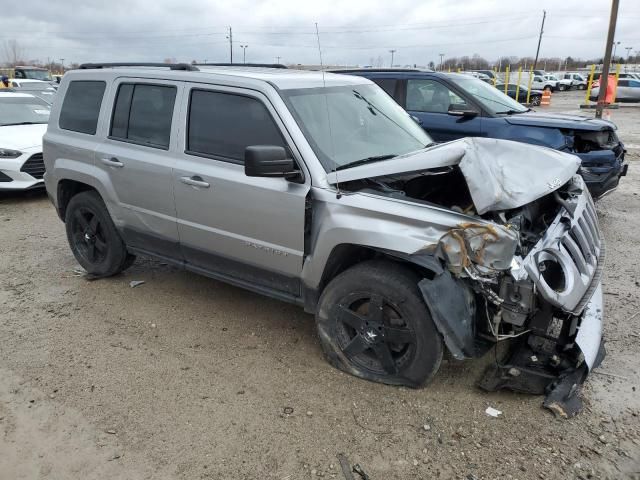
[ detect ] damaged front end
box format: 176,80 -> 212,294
434,175 -> 605,417
327,137 -> 606,416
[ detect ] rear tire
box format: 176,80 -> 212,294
316,260 -> 443,388
65,191 -> 135,277
531,95 -> 541,106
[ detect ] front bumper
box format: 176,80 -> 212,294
0,149 -> 45,191
575,282 -> 604,370
579,145 -> 627,200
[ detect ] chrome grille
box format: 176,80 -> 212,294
20,153 -> 46,180
524,179 -> 604,314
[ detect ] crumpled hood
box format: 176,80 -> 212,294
326,137 -> 581,214
504,111 -> 616,131
0,123 -> 47,150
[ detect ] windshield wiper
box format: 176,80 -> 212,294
2,121 -> 47,126
335,154 -> 397,171
494,109 -> 529,115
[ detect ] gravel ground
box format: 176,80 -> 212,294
1,91 -> 639,480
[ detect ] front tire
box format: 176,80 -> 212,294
316,261 -> 443,388
65,191 -> 135,277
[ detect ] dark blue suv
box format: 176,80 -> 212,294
333,70 -> 627,199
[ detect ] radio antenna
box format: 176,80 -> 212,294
315,22 -> 341,199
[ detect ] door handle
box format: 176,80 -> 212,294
101,157 -> 124,168
180,175 -> 210,188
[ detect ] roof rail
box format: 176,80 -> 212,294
328,68 -> 423,73
78,62 -> 199,71
196,63 -> 288,69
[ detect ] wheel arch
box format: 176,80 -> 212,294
302,243 -> 444,313
57,179 -> 98,221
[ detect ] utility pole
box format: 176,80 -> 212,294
389,49 -> 396,68
439,53 -> 444,71
596,0 -> 620,119
276,56 -> 281,64
226,27 -> 233,63
625,46 -> 633,60
533,10 -> 546,71
60,58 -> 65,72
240,45 -> 248,64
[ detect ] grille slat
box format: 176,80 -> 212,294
20,153 -> 45,180
562,235 -> 588,275
578,217 -> 597,255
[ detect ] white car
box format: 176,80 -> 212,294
542,74 -> 572,91
530,74 -> 557,91
9,78 -> 50,88
0,92 -> 50,190
561,73 -> 588,90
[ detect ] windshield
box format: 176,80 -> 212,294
546,75 -> 559,81
281,83 -> 432,171
22,69 -> 52,81
448,76 -> 527,114
0,96 -> 51,125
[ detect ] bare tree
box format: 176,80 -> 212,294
3,40 -> 26,67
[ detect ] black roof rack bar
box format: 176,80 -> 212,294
78,62 -> 199,71
328,68 -> 423,73
195,63 -> 288,69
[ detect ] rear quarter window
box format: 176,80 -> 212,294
59,81 -> 106,134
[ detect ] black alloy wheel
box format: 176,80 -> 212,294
316,261 -> 443,388
69,207 -> 108,265
334,292 -> 415,375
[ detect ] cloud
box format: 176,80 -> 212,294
1,0 -> 639,67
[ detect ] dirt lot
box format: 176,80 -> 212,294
1,90 -> 639,480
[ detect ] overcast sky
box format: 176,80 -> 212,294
2,0 -> 639,67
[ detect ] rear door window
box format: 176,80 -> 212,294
186,89 -> 286,163
109,83 -> 176,149
59,81 -> 106,134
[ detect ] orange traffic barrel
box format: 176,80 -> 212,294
540,89 -> 551,106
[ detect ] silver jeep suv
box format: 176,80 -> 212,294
43,63 -> 605,416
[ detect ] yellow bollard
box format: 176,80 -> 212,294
526,66 -> 533,105
457,67 -> 461,73
504,66 -> 510,95
448,66 -> 451,73
585,64 -> 596,105
492,67 -> 498,86
612,63 -> 621,103
515,67 -> 522,104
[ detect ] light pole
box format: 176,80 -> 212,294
389,49 -> 396,68
276,56 -> 281,64
625,46 -> 633,60
612,40 -> 621,63
240,45 -> 248,64
60,58 -> 65,72
439,53 -> 444,71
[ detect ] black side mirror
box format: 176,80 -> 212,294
447,104 -> 478,117
244,145 -> 301,181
